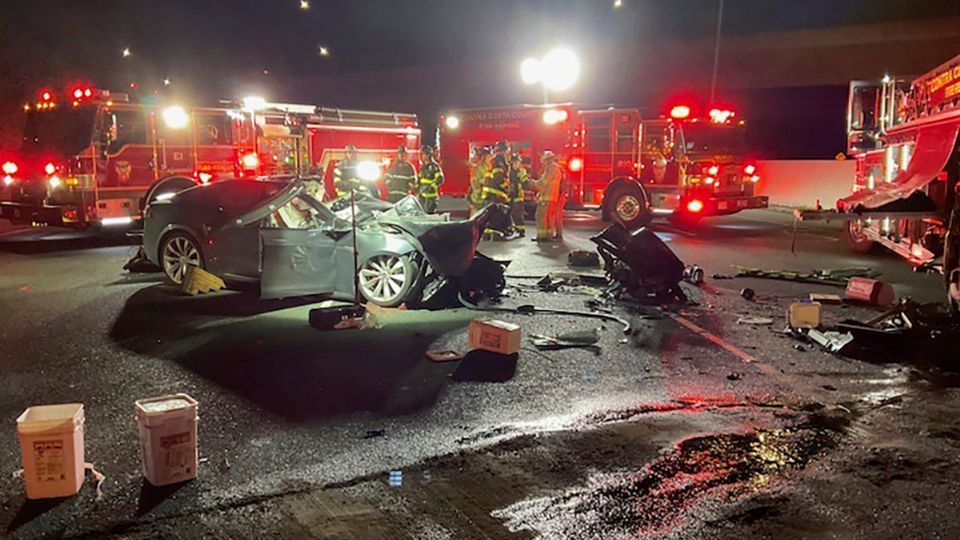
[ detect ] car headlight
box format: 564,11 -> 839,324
357,160 -> 381,181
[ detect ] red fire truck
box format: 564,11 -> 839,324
0,86 -> 420,229
437,103 -> 767,228
798,52 -> 960,308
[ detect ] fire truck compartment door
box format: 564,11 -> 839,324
259,228 -> 337,299
839,122 -> 959,210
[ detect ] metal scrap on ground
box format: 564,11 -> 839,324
733,266 -> 879,287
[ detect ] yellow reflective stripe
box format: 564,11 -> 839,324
419,193 -> 439,199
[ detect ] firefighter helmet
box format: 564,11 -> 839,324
420,144 -> 434,155
541,150 -> 557,162
494,140 -> 509,153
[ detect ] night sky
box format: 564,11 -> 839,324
2,0 -> 959,156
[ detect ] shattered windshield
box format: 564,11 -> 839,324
22,107 -> 97,155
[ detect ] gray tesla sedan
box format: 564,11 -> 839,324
142,178 -> 495,307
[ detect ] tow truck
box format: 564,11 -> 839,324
0,85 -> 420,230
437,103 -> 767,228
796,52 -> 960,309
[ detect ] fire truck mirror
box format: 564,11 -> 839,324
99,113 -> 118,154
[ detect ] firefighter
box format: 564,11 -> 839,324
482,141 -> 511,240
334,144 -> 362,197
532,150 -> 562,242
468,146 -> 491,217
507,152 -> 528,238
417,145 -> 444,213
384,146 -> 417,203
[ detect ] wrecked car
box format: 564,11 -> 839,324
143,178 -> 510,307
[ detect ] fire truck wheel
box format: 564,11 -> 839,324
160,232 -> 205,285
606,184 -> 652,230
142,176 -> 199,210
842,220 -> 877,254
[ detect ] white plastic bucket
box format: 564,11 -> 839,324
16,403 -> 85,499
135,393 -> 199,486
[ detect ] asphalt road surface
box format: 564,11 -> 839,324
1,209 -> 959,539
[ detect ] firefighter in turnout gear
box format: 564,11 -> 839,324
334,144 -> 366,197
508,153 -> 528,238
482,141 -> 511,240
533,150 -> 563,242
384,146 -> 417,203
468,146 -> 491,217
417,145 -> 444,213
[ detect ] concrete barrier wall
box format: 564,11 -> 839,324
755,160 -> 856,209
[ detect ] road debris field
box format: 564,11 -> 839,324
1,209 -> 960,539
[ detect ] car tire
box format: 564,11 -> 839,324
160,232 -> 205,285
357,253 -> 416,308
842,220 -> 876,254
606,183 -> 652,230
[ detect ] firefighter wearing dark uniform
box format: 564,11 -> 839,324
507,153 -> 528,238
482,141 -> 511,240
384,146 -> 417,203
417,145 -> 444,214
334,144 -> 364,197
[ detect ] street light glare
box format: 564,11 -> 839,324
299,0 -> 309,9
520,58 -> 543,85
121,47 -> 131,58
242,96 -> 268,111
614,0 -> 623,7
318,46 -> 330,57
541,48 -> 580,91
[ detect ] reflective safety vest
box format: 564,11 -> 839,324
482,155 -> 510,203
334,157 -> 361,195
385,159 -> 417,198
418,160 -> 444,199
508,165 -> 528,203
469,162 -> 488,206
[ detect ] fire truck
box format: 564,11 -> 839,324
437,103 -> 767,228
0,85 -> 420,229
797,52 -> 960,308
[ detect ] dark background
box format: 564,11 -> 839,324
2,0 -> 959,158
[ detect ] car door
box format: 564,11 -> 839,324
258,195 -> 339,299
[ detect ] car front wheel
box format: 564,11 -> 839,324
358,254 -> 416,307
160,232 -> 204,285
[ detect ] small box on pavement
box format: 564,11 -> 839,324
135,394 -> 199,486
16,403 -> 86,499
788,302 -> 822,329
844,277 -> 895,307
468,319 -> 521,355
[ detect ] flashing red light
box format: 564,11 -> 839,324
744,164 -> 756,175
568,157 -> 583,172
2,161 -> 18,175
704,177 -> 716,185
670,105 -> 691,119
707,165 -> 719,176
686,199 -> 704,213
44,162 -> 57,175
41,91 -> 53,102
73,88 -> 84,99
84,88 -> 92,98
241,153 -> 259,169
709,108 -> 735,123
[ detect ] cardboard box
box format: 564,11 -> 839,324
468,319 -> 521,355
788,302 -> 821,329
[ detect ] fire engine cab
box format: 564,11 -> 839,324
797,52 -> 960,309
0,86 -> 420,229
437,103 -> 767,229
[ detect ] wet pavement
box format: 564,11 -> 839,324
1,210 -> 959,538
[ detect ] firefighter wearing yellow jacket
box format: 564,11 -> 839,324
507,153 -> 528,238
468,146 -> 490,217
417,145 -> 444,214
384,146 -> 417,203
533,150 -> 563,242
482,141 -> 511,240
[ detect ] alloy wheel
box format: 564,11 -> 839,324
162,235 -> 202,285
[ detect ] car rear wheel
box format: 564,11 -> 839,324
358,254 -> 416,307
160,232 -> 204,285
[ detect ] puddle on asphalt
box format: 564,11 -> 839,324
493,413 -> 847,539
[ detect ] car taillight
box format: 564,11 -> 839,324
2,161 -> 17,175
686,199 -> 704,213
44,162 -> 57,175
